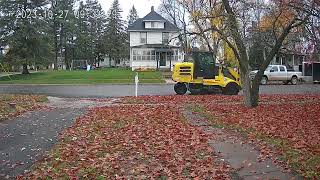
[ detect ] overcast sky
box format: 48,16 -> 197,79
99,0 -> 162,20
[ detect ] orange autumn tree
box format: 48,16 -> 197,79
182,0 -> 238,67
208,3 -> 238,67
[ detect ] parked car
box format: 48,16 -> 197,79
250,65 -> 303,85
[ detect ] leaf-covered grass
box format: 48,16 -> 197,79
0,94 -> 47,121
190,98 -> 320,178
123,94 -> 320,178
25,104 -> 230,179
23,94 -> 320,179
0,68 -> 165,84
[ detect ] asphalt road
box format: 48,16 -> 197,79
0,84 -> 319,98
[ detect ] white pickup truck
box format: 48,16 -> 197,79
250,65 -> 303,85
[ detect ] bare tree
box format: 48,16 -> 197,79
159,0 -> 189,56
304,13 -> 320,61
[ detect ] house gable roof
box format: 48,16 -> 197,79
128,7 -> 179,32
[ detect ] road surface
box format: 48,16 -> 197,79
0,84 -> 319,98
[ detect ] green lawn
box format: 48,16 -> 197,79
0,68 -> 165,84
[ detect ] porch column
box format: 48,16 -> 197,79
156,52 -> 159,70
169,52 -> 172,70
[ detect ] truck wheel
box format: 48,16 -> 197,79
261,76 -> 268,85
174,83 -> 187,95
291,76 -> 298,85
223,83 -> 239,95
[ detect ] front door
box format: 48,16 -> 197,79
160,52 -> 167,67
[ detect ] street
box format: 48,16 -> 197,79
0,84 -> 319,98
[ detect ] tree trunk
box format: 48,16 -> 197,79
65,47 -> 69,70
250,79 -> 260,107
241,70 -> 261,108
54,20 -> 58,70
22,64 -> 29,74
241,71 -> 253,107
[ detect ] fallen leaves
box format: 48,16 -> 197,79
201,95 -> 320,178
22,94 -> 320,179
0,94 -> 47,121
24,104 -> 230,179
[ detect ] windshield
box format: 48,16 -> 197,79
184,55 -> 194,62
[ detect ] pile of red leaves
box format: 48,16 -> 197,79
26,104 -> 230,179
0,94 -> 47,121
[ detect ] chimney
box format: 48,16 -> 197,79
151,6 -> 154,12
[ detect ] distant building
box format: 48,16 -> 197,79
128,6 -> 183,71
98,56 -> 129,68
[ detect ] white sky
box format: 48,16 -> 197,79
99,0 -> 162,20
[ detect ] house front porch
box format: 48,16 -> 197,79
130,45 -> 183,71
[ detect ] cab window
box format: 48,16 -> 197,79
184,56 -> 194,63
279,66 -> 285,72
271,66 -> 279,72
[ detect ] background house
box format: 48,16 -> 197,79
128,6 -> 183,71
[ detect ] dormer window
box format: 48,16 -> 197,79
144,21 -> 165,29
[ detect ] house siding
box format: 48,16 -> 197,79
147,32 -> 162,44
130,32 -> 180,47
130,32 -> 142,47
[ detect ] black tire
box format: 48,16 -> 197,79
261,76 -> 268,85
223,83 -> 240,95
291,76 -> 298,85
174,83 -> 187,95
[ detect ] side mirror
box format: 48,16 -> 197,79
270,69 -> 274,72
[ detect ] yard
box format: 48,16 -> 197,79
23,95 -> 320,179
0,68 -> 165,84
0,94 -> 47,121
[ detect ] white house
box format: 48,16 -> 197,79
128,6 -> 183,71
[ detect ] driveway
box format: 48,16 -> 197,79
0,84 -> 319,98
0,97 -> 116,179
